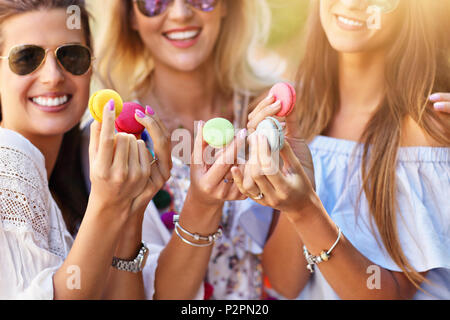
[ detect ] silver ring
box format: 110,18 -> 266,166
253,193 -> 264,200
150,157 -> 158,166
224,178 -> 234,184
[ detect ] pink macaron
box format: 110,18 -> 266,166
269,82 -> 296,117
115,102 -> 146,137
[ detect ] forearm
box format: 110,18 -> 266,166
286,192 -> 420,300
53,200 -> 129,299
262,213 -> 311,299
154,193 -> 223,300
102,214 -> 146,300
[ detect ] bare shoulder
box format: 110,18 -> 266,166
401,116 -> 447,147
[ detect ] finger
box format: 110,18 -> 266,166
192,121 -> 206,168
205,128 -> 247,186
135,109 -> 172,181
89,120 -> 101,161
433,102 -> 450,114
257,133 -> 288,191
150,156 -> 166,187
111,132 -> 130,171
247,101 -> 282,132
137,139 -> 151,179
429,93 -> 450,103
248,93 -> 275,122
97,99 -> 116,166
128,134 -> 140,170
280,140 -> 304,175
256,133 -> 280,177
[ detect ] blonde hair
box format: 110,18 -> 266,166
95,0 -> 275,100
295,0 -> 450,293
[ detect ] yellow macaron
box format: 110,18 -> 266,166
88,89 -> 123,122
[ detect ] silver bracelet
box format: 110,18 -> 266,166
303,226 -> 342,273
173,215 -> 222,248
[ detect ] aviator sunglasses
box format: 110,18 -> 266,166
134,0 -> 218,17
0,43 -> 93,76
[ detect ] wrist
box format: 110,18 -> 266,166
284,191 -> 323,225
179,191 -> 223,235
85,197 -> 130,228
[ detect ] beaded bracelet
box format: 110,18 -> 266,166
303,227 -> 342,273
173,214 -> 223,248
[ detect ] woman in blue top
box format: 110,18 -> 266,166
233,0 -> 450,299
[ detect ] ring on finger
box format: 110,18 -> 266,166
252,192 -> 264,200
150,157 -> 158,166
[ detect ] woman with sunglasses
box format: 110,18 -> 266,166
233,0 -> 450,300
95,0 -> 278,299
0,0 -> 171,299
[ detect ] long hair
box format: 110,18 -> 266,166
295,0 -> 450,291
0,0 -> 92,235
95,0 -> 275,100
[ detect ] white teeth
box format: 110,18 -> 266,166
165,30 -> 200,41
337,15 -> 364,27
32,95 -> 69,107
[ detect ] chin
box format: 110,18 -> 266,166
328,38 -> 373,54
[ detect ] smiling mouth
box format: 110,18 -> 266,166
163,28 -> 202,41
29,94 -> 72,108
335,14 -> 366,29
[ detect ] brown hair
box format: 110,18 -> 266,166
0,0 -> 92,234
295,0 -> 450,291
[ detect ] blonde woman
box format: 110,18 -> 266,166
95,0 -> 280,299
234,0 -> 450,299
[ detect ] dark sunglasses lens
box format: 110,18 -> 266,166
187,0 -> 217,12
9,45 -> 45,76
136,0 -> 170,17
57,45 -> 91,75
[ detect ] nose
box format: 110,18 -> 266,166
167,0 -> 194,21
38,51 -> 65,86
339,0 -> 367,10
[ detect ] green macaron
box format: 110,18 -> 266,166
203,118 -> 235,148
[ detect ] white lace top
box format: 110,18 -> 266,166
0,127 -> 73,299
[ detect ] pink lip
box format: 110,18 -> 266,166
163,27 -> 202,49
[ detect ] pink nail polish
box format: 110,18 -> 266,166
239,128 -> 247,139
109,99 -> 115,111
434,102 -> 445,110
136,109 -> 146,118
429,94 -> 441,102
146,105 -> 155,115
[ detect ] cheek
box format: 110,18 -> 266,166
71,76 -> 90,115
0,69 -> 31,111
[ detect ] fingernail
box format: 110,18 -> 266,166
109,99 -> 115,111
136,109 -> 146,118
239,128 -> 247,139
267,93 -> 274,100
434,102 -> 445,110
429,94 -> 441,102
272,100 -> 281,107
146,105 -> 155,115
